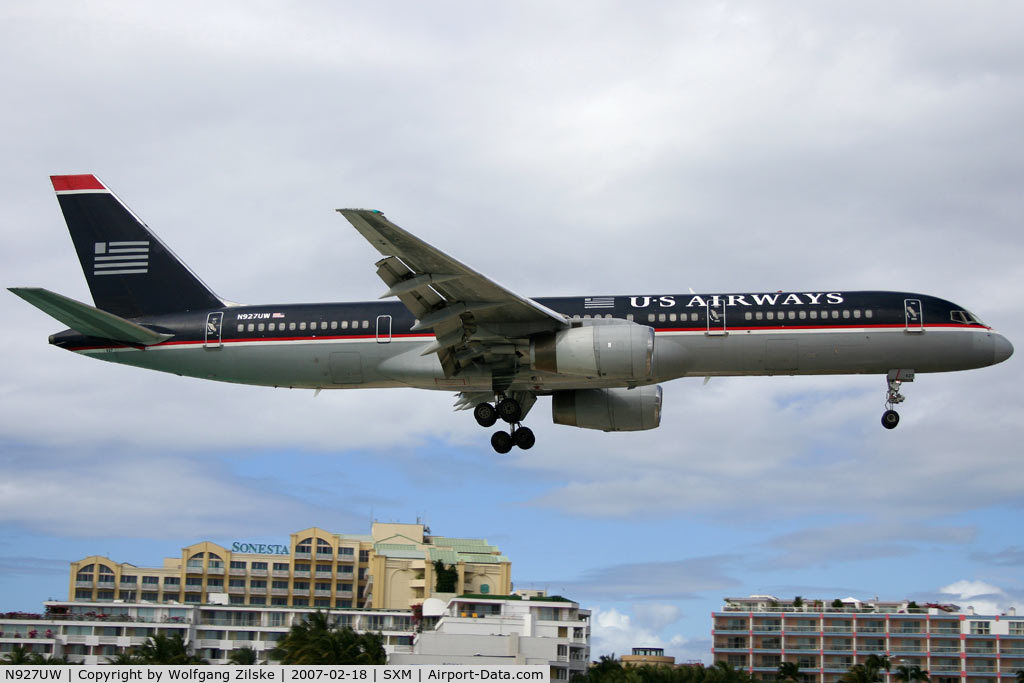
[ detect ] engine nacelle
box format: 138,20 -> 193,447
552,385 -> 663,432
530,322 -> 654,380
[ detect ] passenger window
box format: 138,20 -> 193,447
299,322 -> 307,331
842,310 -> 850,319
788,311 -> 796,320
626,314 -> 634,322
669,313 -> 677,322
605,314 -> 613,319
321,322 -> 327,330
351,321 -> 358,328
755,312 -> 763,320
865,310 -> 873,319
331,321 -> 338,330
798,311 -> 806,320
745,312 -> 752,321
268,323 -> 275,331
810,310 -> 818,319
766,311 -> 774,320
584,314 -> 592,319
648,314 -> 656,322
853,310 -> 861,319
289,322 -> 296,331
690,313 -> 698,322
247,324 -> 255,332
258,323 -> 265,331
658,313 -> 666,322
341,321 -> 349,329
831,310 -> 839,319
362,321 -> 369,329
237,324 -> 244,332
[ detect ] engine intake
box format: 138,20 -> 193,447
530,322 -> 654,380
552,385 -> 663,432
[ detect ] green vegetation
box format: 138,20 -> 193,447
270,611 -> 386,665
433,560 -> 459,593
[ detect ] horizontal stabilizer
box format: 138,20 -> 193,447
9,287 -> 172,346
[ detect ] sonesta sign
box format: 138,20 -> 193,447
231,542 -> 290,555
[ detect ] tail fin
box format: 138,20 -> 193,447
51,174 -> 223,318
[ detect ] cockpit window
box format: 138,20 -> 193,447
951,310 -> 984,325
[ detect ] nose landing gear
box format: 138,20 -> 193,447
476,395 -> 536,452
881,369 -> 914,430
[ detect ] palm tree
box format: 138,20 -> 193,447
841,664 -> 881,683
136,633 -> 208,665
271,611 -> 386,665
893,665 -> 929,683
228,646 -> 259,665
1015,670 -> 1024,683
864,655 -> 891,676
705,661 -> 754,683
778,662 -> 801,683
1,646 -> 36,665
106,651 -> 145,665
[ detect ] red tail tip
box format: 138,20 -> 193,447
51,174 -> 105,192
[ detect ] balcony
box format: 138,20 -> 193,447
229,568 -> 247,577
856,626 -> 885,633
314,590 -> 332,598
75,581 -> 94,588
966,665 -> 997,673
824,626 -> 852,633
272,570 -> 290,578
930,666 -> 961,674
292,588 -> 310,596
249,587 -> 267,595
250,569 -> 268,577
931,646 -> 960,653
859,645 -> 885,652
206,567 -> 224,575
228,586 -> 245,595
118,582 -> 138,590
315,552 -> 334,560
271,588 -> 289,596
335,590 -> 353,599
966,647 -> 997,655
1002,646 -> 1024,655
788,626 -> 819,633
295,552 -> 311,560
315,572 -> 333,579
293,571 -> 311,579
931,626 -> 960,634
715,626 -> 750,632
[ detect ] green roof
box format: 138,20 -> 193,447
430,536 -> 491,547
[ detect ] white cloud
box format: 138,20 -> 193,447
591,606 -> 708,664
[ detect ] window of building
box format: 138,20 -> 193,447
339,547 -> 354,557
142,576 -> 159,585
293,581 -> 309,590
164,577 -> 180,586
727,637 -> 747,648
206,579 -> 223,588
271,597 -> 288,606
230,561 -> 246,570
338,583 -> 353,591
295,564 -> 311,572
75,589 -> 92,599
358,568 -> 367,580
251,562 -> 267,570
186,577 -> 202,587
273,563 -> 289,571
229,579 -> 245,588
272,581 -> 288,589
1009,622 -> 1024,636
314,599 -> 331,607
229,596 -> 245,605
250,597 -> 266,605
250,580 -> 266,588
97,590 -> 114,600
969,621 -> 991,635
315,582 -> 331,591
292,598 -> 308,606
359,550 -> 370,562
316,564 -> 332,573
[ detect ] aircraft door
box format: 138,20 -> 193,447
376,315 -> 392,343
904,298 -> 924,333
205,311 -> 223,349
706,299 -> 727,336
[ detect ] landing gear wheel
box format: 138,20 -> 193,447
473,402 -> 498,428
512,426 -> 535,450
491,431 -> 514,454
496,397 -> 522,424
881,409 -> 900,430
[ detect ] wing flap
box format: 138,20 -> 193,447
9,287 -> 172,346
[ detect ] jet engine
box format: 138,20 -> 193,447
530,321 -> 654,380
551,385 -> 663,432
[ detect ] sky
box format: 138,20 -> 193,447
2,1 -> 1023,664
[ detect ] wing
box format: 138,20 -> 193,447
338,209 -> 567,382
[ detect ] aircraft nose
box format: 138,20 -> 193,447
994,334 -> 1014,364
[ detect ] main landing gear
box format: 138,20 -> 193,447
881,369 -> 914,430
475,396 -> 535,453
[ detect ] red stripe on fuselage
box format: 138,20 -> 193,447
51,174 -> 106,192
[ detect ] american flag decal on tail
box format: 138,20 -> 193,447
584,296 -> 615,309
93,241 -> 150,276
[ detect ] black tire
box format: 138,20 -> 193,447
474,402 -> 498,428
512,426 -> 535,450
491,431 -> 513,454
881,410 -> 900,429
496,397 -> 522,424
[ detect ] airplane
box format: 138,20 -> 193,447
10,174 -> 1014,453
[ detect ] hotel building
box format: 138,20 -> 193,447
0,593 -> 589,674
712,595 -> 1024,683
67,523 -> 511,611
